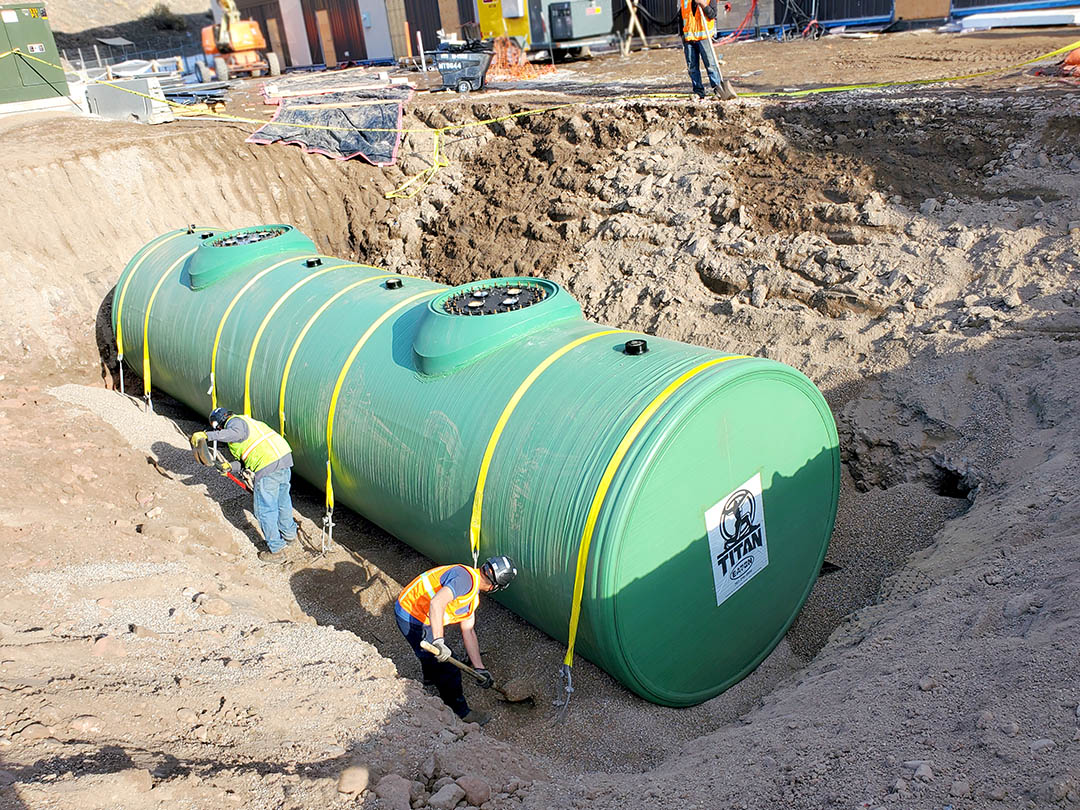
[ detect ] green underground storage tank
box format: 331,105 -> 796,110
113,224 -> 840,707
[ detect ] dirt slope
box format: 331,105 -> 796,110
46,1 -> 210,33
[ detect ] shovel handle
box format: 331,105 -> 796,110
419,641 -> 530,703
420,639 -> 484,682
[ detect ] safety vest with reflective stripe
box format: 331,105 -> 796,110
397,565 -> 481,627
681,0 -> 715,40
226,415 -> 291,473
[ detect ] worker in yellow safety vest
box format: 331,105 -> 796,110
681,0 -> 737,100
395,556 -> 518,726
192,407 -> 297,564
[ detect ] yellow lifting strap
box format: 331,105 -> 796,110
468,329 -> 628,567
277,274 -> 394,437
324,289 -> 437,514
141,247 -> 200,407
562,354 -> 748,669
114,230 -> 187,366
209,254 -> 320,408
241,262 -> 365,417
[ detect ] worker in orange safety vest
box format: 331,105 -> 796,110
395,556 -> 517,726
681,0 -> 737,100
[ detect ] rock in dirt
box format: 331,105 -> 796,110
16,723 -> 49,741
1029,738 -> 1055,753
91,635 -> 126,657
917,676 -> 937,692
428,782 -> 466,810
432,776 -> 456,792
130,624 -> 159,639
101,768 -> 153,795
373,774 -> 412,810
456,775 -> 491,806
336,764 -> 369,795
69,715 -> 101,734
175,708 -> 197,725
951,779 -> 971,797
1001,721 -> 1020,737
975,710 -> 994,729
914,763 -> 934,781
198,598 -> 232,616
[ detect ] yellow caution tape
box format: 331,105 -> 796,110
6,40 -> 1077,135
469,328 -> 628,565
241,262 -> 365,417
141,247 -> 199,399
209,254 -> 320,409
277,274 -> 394,437
739,37 -> 1080,97
563,354 -> 748,669
324,289 -> 438,512
386,130 -> 450,200
8,39 -> 1078,201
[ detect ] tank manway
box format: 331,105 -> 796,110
113,225 -> 840,707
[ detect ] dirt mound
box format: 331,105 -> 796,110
1,73 -> 1079,808
47,0 -> 209,35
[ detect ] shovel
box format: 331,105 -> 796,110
420,640 -> 534,704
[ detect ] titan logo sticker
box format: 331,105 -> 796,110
705,472 -> 769,607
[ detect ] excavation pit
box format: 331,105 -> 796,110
1,42 -> 1078,808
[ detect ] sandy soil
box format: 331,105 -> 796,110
1,27 -> 1079,810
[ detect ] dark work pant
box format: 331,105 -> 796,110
395,611 -> 469,718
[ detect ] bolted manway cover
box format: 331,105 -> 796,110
113,225 -> 840,706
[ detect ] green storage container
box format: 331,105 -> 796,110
0,4 -> 68,105
113,225 -> 840,706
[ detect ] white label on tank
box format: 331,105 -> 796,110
27,43 -> 45,53
705,472 -> 769,607
1,10 -> 18,23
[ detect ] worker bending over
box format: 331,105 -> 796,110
681,0 -> 737,100
191,408 -> 297,563
396,556 -> 518,726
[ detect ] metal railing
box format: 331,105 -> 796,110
59,42 -> 213,76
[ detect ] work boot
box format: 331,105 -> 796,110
258,549 -> 287,564
461,710 -> 490,727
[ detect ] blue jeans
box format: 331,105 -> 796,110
395,608 -> 469,717
252,467 -> 297,553
683,38 -> 721,97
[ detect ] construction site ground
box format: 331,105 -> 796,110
1,26 -> 1079,810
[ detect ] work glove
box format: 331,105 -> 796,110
474,668 -> 494,689
430,638 -> 452,662
191,431 -> 208,447
218,460 -> 233,476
